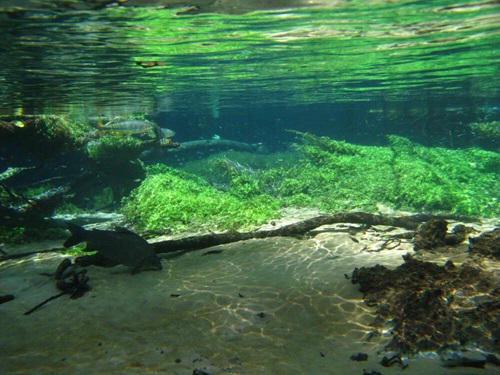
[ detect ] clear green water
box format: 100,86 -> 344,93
0,3 -> 499,373
0,0 -> 498,115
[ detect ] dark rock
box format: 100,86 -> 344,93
350,352 -> 368,361
442,354 -> 487,368
444,234 -> 464,245
486,354 -> 500,366
351,254 -> 499,354
413,219 -> 448,251
469,228 -> 500,259
444,224 -> 473,245
380,354 -> 408,369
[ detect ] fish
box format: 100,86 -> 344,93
63,222 -> 162,274
97,119 -> 156,137
97,119 -> 176,142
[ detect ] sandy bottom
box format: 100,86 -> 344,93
1,221 -> 498,375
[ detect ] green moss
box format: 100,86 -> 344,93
39,115 -> 93,143
54,203 -> 86,215
86,135 -> 144,163
122,166 -> 280,232
0,226 -> 26,244
286,133 -> 499,216
182,134 -> 499,218
468,121 -> 500,138
0,115 -> 93,158
124,135 -> 498,234
0,224 -> 68,245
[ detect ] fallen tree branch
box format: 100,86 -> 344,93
0,212 -> 479,261
166,139 -> 263,154
0,248 -> 64,261
152,212 -> 479,254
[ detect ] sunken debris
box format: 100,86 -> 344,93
24,258 -> 91,315
351,253 -> 499,354
350,353 -> 368,361
469,228 -> 500,260
413,219 -> 448,250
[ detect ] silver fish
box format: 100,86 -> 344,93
98,119 -> 155,136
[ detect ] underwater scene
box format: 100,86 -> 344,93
0,0 -> 499,374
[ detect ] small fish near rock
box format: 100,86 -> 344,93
97,119 -> 157,137
64,222 -> 162,274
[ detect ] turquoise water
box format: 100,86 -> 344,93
0,0 -> 498,114
0,2 -> 499,374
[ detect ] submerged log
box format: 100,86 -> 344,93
152,212 -> 478,254
0,212 -> 479,261
166,139 -> 264,154
141,139 -> 266,162
1,184 -> 72,227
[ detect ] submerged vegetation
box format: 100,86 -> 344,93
1,115 -> 498,242
122,133 -> 499,234
86,135 -> 144,163
0,115 -> 93,158
122,165 -> 279,233
469,121 -> 500,139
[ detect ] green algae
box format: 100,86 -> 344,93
123,134 -> 498,234
284,133 -> 498,216
122,165 -> 280,232
86,135 -> 145,163
0,115 -> 93,158
469,121 -> 500,139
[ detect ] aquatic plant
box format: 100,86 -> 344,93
0,226 -> 26,244
39,115 -> 93,143
86,135 -> 144,163
178,133 -> 499,218
122,166 -> 280,232
124,134 -> 498,235
0,115 -> 93,158
0,224 -> 68,245
290,133 -> 500,216
468,121 -> 500,139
